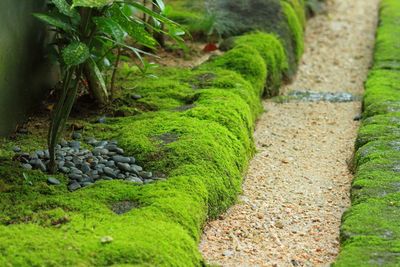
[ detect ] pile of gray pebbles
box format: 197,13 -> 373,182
14,133 -> 161,191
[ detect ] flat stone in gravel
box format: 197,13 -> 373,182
68,181 -> 81,191
47,177 -> 61,185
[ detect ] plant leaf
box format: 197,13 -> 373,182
153,0 -> 165,12
33,13 -> 74,32
72,0 -> 114,8
51,0 -> 77,17
89,58 -> 109,99
62,42 -> 90,66
93,17 -> 125,43
109,5 -> 156,49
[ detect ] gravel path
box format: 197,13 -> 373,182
200,0 -> 379,266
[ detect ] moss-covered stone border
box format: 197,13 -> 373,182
334,0 -> 400,265
0,1 -> 307,266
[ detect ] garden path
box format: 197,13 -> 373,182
200,0 -> 379,266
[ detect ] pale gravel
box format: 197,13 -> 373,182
200,0 -> 379,266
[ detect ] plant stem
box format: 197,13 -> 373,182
110,47 -> 122,99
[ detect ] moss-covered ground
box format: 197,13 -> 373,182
0,1 -> 308,265
335,0 -> 400,265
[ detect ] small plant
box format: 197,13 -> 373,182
34,0 -> 184,173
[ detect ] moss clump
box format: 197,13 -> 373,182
234,32 -> 288,96
201,45 -> 267,96
281,1 -> 304,63
165,0 -> 213,38
0,0 -> 308,264
0,65 -> 260,265
336,0 -> 400,264
282,0 -> 306,28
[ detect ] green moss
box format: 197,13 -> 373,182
202,45 -> 267,96
234,32 -> 289,97
0,0 -> 308,263
282,0 -> 306,28
363,69 -> 400,117
337,0 -> 400,264
372,0 -> 400,71
357,114 -> 400,149
164,0 -> 211,37
282,1 -> 304,63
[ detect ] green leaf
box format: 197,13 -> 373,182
93,17 -> 125,43
62,42 -> 90,66
33,13 -> 74,32
72,0 -> 114,8
109,5 -> 156,48
89,58 -> 109,99
153,0 -> 165,12
51,0 -> 77,17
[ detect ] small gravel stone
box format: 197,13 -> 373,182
60,167 -> 70,174
127,177 -> 143,184
36,150 -> 45,158
69,141 -> 81,149
132,94 -> 142,100
69,174 -> 83,181
13,146 -> 21,153
97,116 -> 107,124
22,163 -> 32,170
86,137 -> 97,145
131,165 -> 143,174
80,163 -> 91,173
111,155 -> 130,164
93,148 -> 109,156
81,182 -> 94,187
117,162 -> 131,172
47,177 -> 61,185
68,181 -> 81,192
139,171 -> 153,179
106,161 -> 116,168
72,132 -> 82,140
103,167 -> 117,178
96,141 -> 108,147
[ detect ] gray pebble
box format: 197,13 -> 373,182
86,137 -> 97,145
81,163 -> 91,174
13,146 -> 21,153
68,181 -> 81,191
106,161 -> 116,168
112,155 -> 131,164
103,167 -> 117,178
60,167 -> 70,174
132,94 -> 142,100
93,148 -> 109,156
96,141 -> 108,147
81,182 -> 94,187
97,116 -> 107,124
69,141 -> 81,149
127,177 -> 143,184
117,174 -> 126,179
47,177 -> 61,185
58,161 -> 65,169
22,163 -> 32,170
139,171 -> 153,179
65,161 -> 75,168
72,132 -> 82,140
69,173 -> 83,181
131,165 -> 143,174
36,150 -> 45,158
117,162 -> 131,172
60,139 -> 69,147
101,176 -> 114,180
